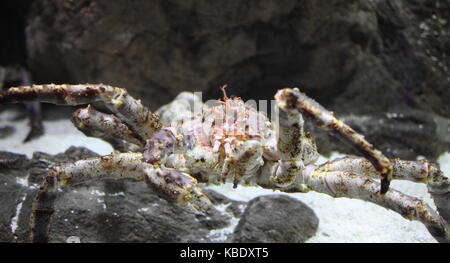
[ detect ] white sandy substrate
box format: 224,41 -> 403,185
0,109 -> 448,243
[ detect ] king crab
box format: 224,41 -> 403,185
0,84 -> 449,242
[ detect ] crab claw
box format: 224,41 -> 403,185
144,166 -> 212,214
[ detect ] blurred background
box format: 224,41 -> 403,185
1,0 -> 449,160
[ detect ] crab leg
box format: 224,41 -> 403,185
258,160 -> 450,243
24,101 -> 44,142
271,106 -> 319,187
319,157 -> 449,185
19,68 -> 45,142
319,156 -> 450,224
305,169 -> 450,242
254,158 -> 450,242
30,152 -> 211,242
0,84 -> 162,140
72,105 -> 144,151
275,88 -> 393,193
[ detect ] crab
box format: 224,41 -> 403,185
0,84 -> 449,243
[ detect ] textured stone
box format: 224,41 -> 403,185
0,151 -> 30,242
232,195 -> 319,243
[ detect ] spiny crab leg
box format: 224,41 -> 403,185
319,156 -> 450,224
72,105 -> 144,151
19,68 -> 45,142
0,84 -> 162,141
30,152 -> 211,243
303,169 -> 450,242
271,106 -> 318,187
275,88 -> 393,194
256,160 -> 450,242
31,152 -> 145,243
319,157 -> 447,184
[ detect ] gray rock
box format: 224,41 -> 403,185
0,151 -> 30,242
232,195 -> 319,243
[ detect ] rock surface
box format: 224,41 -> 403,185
0,146 -> 318,243
232,195 -> 319,243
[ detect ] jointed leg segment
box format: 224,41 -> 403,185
0,84 -> 162,141
272,88 -> 449,242
72,105 -> 144,151
272,107 -> 318,187
275,88 -> 393,193
320,157 -> 449,185
303,169 -> 450,242
320,156 -> 450,228
30,152 -> 211,242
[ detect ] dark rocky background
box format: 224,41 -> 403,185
1,0 -> 449,160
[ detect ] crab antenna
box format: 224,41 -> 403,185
220,84 -> 229,100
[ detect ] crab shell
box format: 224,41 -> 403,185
145,95 -> 279,186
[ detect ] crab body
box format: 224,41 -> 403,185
146,92 -> 278,188
0,84 -> 449,243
